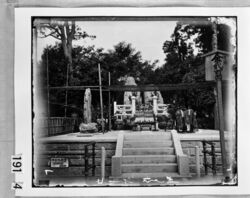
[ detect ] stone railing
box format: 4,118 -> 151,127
114,95 -> 169,119
156,104 -> 169,116
114,96 -> 136,121
171,130 -> 190,176
111,132 -> 124,177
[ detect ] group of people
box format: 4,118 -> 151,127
175,106 -> 198,133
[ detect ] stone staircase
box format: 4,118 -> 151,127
111,131 -> 190,179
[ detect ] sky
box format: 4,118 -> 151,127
37,21 -> 177,67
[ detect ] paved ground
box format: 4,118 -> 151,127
39,129 -> 230,143
37,129 -> 236,187
44,174 -> 233,187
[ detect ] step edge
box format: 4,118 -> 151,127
121,163 -> 178,166
122,155 -> 177,157
119,173 -> 192,178
123,147 -> 175,150
123,140 -> 173,142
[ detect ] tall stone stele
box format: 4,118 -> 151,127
83,88 -> 92,123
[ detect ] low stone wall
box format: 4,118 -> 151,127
181,140 -> 222,175
34,138 -> 225,184
34,142 -> 116,184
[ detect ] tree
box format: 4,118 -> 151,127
39,20 -> 95,83
40,41 -> 159,118
101,42 -> 157,85
38,19 -> 96,116
159,19 -> 233,128
163,19 -> 233,60
40,43 -> 104,117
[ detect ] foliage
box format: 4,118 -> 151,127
39,19 -> 233,129
158,19 -> 234,128
101,42 -> 157,85
40,42 -> 158,118
38,20 -> 96,83
163,20 -> 233,59
39,21 -> 95,61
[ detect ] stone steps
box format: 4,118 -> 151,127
112,132 -> 190,179
122,155 -> 177,164
123,147 -> 175,155
124,134 -> 172,141
123,141 -> 174,148
121,163 -> 178,173
121,133 -> 178,176
120,172 -> 190,179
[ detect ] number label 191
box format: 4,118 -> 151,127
11,154 -> 22,173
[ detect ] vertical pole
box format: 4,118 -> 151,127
213,88 -> 219,130
131,96 -> 136,116
212,21 -> 218,51
98,63 -> 104,133
84,145 -> 88,177
46,48 -> 50,136
92,143 -> 96,176
153,96 -> 158,115
114,101 -> 117,115
195,146 -> 201,177
108,72 -> 111,131
216,78 -> 228,176
202,141 -> 208,175
152,96 -> 158,130
64,63 -> 69,117
101,147 -> 106,179
211,143 -> 216,175
211,18 -> 228,179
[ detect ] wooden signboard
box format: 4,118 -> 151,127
204,50 -> 234,81
51,158 -> 69,168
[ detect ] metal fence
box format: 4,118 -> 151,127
202,140 -> 221,175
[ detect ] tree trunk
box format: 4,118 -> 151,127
59,22 -> 75,85
67,45 -> 73,84
58,22 -> 75,117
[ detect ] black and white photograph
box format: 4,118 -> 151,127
32,14 -> 237,187
13,7 -> 250,197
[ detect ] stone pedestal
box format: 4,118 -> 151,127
153,96 -> 158,116
131,96 -> 136,116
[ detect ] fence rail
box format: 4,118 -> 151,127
40,117 -> 81,136
202,140 -> 222,175
43,141 -> 96,177
84,142 -> 96,177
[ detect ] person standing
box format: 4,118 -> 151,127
184,106 -> 194,133
193,111 -> 198,132
175,106 -> 185,133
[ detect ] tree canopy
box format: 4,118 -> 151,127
40,41 -> 158,118
38,20 -> 96,83
38,18 -> 234,129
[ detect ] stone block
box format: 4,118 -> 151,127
111,156 -> 121,177
181,141 -> 202,148
177,155 -> 190,176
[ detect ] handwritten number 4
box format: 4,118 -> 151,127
12,182 -> 22,190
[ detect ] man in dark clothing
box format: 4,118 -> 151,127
184,106 -> 194,133
175,106 -> 185,133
